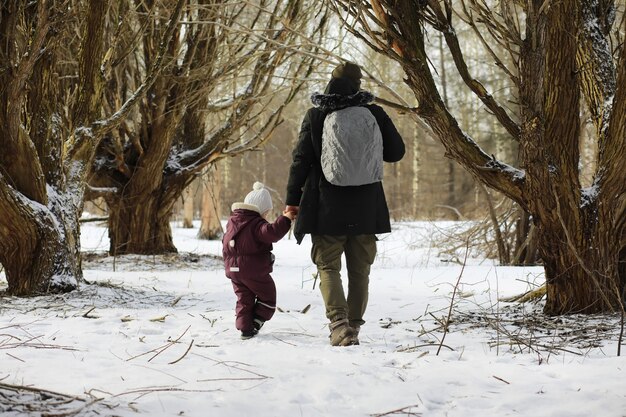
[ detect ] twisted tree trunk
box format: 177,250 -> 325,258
331,0 -> 626,313
0,0 -> 183,295
0,181 -> 82,295
91,0 -> 320,254
107,189 -> 180,255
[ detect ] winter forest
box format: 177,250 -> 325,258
2,1 -> 626,416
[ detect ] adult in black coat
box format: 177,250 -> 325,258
284,62 -> 405,346
285,71 -> 405,242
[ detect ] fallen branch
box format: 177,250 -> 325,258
492,375 -> 510,384
272,335 -> 297,346
397,344 -> 452,353
112,386 -> 219,398
6,352 -> 25,362
1,336 -> 80,351
148,326 -> 190,362
192,354 -> 272,380
452,303 -> 621,358
126,325 -> 190,362
437,240 -> 470,356
196,377 -> 269,382
500,285 -> 546,303
0,382 -> 106,417
370,404 -> 422,417
82,306 -> 98,318
168,339 -> 194,365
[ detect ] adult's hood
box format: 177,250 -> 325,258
310,89 -> 375,113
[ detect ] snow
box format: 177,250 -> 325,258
581,181 -> 600,207
1,221 -> 625,417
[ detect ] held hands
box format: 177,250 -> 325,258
282,210 -> 296,221
283,205 -> 299,221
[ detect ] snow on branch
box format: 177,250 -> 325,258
0,171 -> 59,237
480,156 -> 526,183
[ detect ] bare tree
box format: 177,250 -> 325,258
329,0 -> 626,314
88,0 -> 324,255
0,0 -> 183,295
198,165 -> 223,239
182,184 -> 196,228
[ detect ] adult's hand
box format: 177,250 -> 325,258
285,205 -> 299,215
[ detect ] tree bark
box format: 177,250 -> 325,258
0,175 -> 81,295
0,0 -> 184,295
512,208 -> 537,266
108,190 -> 178,255
182,185 -> 195,229
411,126 -> 421,218
332,0 -> 625,313
91,0 -> 318,254
527,0 -> 620,313
0,0 -> 104,294
198,167 -> 224,240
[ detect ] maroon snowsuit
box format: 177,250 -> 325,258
222,206 -> 292,332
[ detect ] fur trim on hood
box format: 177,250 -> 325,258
231,202 -> 261,214
310,90 -> 375,113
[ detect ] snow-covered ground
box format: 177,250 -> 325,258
1,221 -> 625,417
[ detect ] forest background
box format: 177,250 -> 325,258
1,0 -> 625,315
83,1 -> 526,250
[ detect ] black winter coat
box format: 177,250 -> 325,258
285,85 -> 405,243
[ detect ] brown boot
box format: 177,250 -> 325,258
329,319 -> 357,346
351,324 -> 360,345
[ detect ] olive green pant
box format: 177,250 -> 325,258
311,234 -> 377,326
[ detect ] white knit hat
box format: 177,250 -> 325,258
244,182 -> 273,214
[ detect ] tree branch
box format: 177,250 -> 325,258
67,0 -> 185,161
431,1 -> 521,140
331,0 -> 526,206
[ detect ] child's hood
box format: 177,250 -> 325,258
226,204 -> 263,236
231,202 -> 262,214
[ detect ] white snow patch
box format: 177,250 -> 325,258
0,221 -> 624,417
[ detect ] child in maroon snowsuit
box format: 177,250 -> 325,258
223,182 -> 295,339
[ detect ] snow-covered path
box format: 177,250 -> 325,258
1,222 -> 624,417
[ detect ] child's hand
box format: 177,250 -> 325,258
285,205 -> 299,215
283,209 -> 296,221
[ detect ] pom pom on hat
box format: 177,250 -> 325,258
332,62 -> 362,81
244,182 -> 273,214
327,61 -> 362,94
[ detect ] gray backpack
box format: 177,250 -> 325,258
321,106 -> 383,186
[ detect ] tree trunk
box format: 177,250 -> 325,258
0,180 -> 81,295
522,0 -> 620,313
182,185 -> 195,229
411,125 -> 420,218
198,167 -> 223,240
335,0 -> 626,314
512,208 -> 538,266
617,248 -> 626,300
0,0 -> 104,295
0,0 -> 183,295
108,192 -> 177,255
541,228 -> 621,314
438,32 -> 457,213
